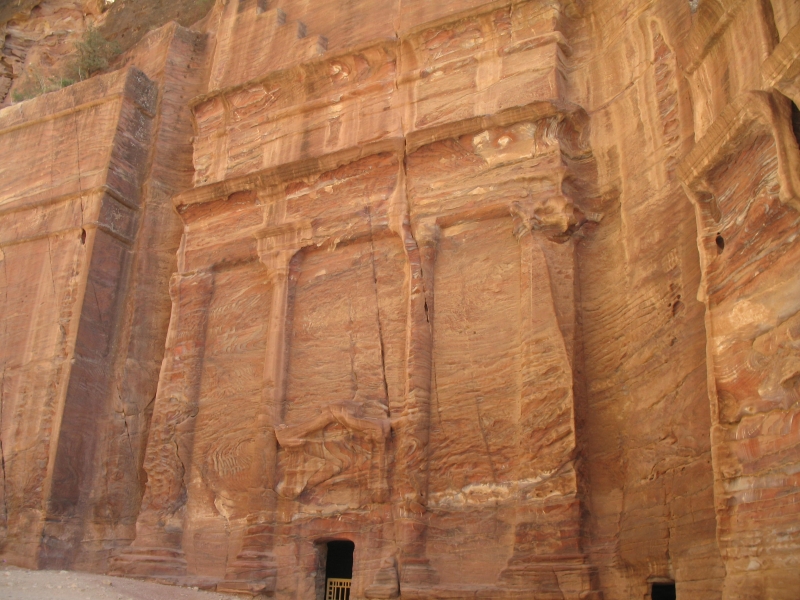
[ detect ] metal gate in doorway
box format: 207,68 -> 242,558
325,577 -> 351,600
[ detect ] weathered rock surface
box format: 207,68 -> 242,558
1,0 -> 799,599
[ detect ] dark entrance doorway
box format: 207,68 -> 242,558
651,582 -> 676,600
325,541 -> 354,600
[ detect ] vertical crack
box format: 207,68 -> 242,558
365,205 -> 391,405
347,297 -> 359,395
459,275 -> 498,484
2,248 -> 8,364
91,280 -> 104,325
72,112 -> 86,234
0,367 -> 7,527
432,338 -> 444,429
45,236 -> 58,296
171,431 -> 188,514
116,388 -> 139,486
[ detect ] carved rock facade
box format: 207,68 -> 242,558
1,1 -> 799,599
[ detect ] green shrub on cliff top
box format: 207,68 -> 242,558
74,24 -> 121,79
10,25 -> 119,103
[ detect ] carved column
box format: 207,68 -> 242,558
111,269 -> 214,578
218,248 -> 298,595
258,249 -> 299,441
512,199 -> 577,475
390,215 -> 439,586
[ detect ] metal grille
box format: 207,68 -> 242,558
325,578 -> 351,600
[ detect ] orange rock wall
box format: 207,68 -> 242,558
0,66 -> 158,566
569,4 -> 716,599
0,23 -> 208,570
1,0 -> 799,599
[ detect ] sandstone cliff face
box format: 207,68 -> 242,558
0,21 -> 208,569
0,1 -> 799,599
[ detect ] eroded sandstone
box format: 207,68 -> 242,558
1,0 -> 799,599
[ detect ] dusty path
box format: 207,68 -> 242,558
0,565 -> 240,600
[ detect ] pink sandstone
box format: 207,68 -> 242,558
0,1 -> 799,599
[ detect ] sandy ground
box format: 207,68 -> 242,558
0,565 -> 241,600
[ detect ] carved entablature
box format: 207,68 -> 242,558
189,0 -> 579,191
400,0 -> 570,141
405,101 -> 593,244
191,41 -> 400,187
763,20 -> 800,106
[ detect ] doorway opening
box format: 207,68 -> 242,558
651,581 -> 676,600
325,540 -> 354,600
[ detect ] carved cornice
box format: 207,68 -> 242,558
190,38 -> 398,110
404,100 -> 585,154
763,19 -> 800,104
678,90 -> 800,213
174,100 -> 590,213
173,137 -> 404,212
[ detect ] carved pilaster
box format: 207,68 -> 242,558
500,199 -> 596,598
391,217 -> 439,587
257,248 -> 299,493
110,269 -> 215,580
218,247 -> 298,596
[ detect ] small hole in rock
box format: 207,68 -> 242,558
715,234 -> 724,252
791,101 -> 800,148
672,301 -> 684,317
81,228 -> 87,245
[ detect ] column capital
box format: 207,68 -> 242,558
258,249 -> 299,284
167,269 -> 214,301
510,195 -> 577,240
413,220 -> 440,248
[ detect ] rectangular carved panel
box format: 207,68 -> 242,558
429,217 -> 521,495
280,238 -> 406,508
426,217 -> 521,586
